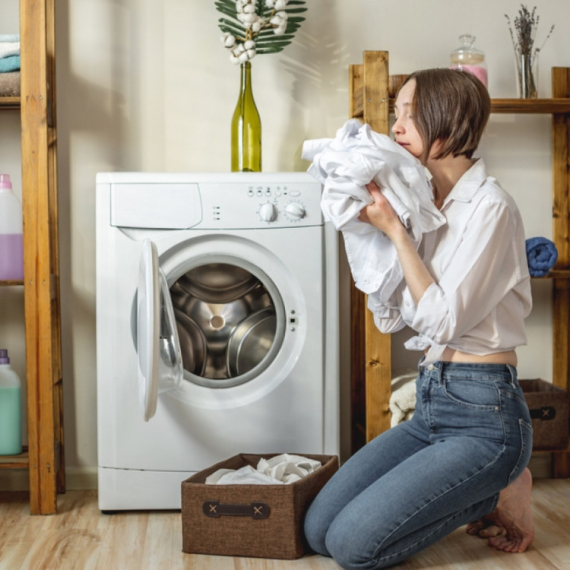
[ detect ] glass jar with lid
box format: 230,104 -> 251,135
450,34 -> 488,87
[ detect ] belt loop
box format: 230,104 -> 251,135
506,364 -> 517,386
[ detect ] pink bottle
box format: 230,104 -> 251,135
0,174 -> 24,281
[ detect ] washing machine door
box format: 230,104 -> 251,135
137,239 -> 183,421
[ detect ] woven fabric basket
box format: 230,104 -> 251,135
181,453 -> 339,559
520,379 -> 569,450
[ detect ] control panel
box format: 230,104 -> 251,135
106,173 -> 323,230
198,180 -> 322,229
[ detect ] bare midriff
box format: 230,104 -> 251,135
424,347 -> 518,367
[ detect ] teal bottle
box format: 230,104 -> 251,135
0,348 -> 22,455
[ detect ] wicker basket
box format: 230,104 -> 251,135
520,379 -> 569,450
181,453 -> 339,560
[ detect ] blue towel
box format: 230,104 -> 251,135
0,55 -> 20,73
0,35 -> 19,43
526,237 -> 558,277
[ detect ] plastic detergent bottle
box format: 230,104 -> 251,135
0,174 -> 24,281
0,349 -> 22,456
450,35 -> 488,88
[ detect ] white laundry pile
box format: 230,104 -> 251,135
389,371 -> 418,427
302,119 -> 445,327
205,454 -> 322,485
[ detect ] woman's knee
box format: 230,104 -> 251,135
325,517 -> 382,570
303,501 -> 331,557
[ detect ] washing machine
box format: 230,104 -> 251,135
95,172 -> 339,510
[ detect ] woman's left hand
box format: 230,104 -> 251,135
358,180 -> 404,240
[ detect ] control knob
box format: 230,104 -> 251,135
285,202 -> 306,221
259,202 -> 278,222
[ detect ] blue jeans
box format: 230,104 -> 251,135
304,360 -> 533,569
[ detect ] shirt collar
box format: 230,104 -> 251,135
441,158 -> 488,207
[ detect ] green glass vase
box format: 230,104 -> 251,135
231,61 -> 261,172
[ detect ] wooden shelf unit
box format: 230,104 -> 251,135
0,96 -> 20,109
0,0 -> 65,514
349,51 -> 570,478
0,446 -> 29,469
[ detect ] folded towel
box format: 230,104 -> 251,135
526,237 -> 558,277
0,42 -> 19,59
0,35 -> 20,43
0,72 -> 19,97
0,55 -> 20,73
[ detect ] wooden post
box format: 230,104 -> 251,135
551,68 -> 570,478
362,52 -> 392,443
20,0 -> 64,514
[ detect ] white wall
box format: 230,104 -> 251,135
0,0 -> 566,487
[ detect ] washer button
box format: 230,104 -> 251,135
289,190 -> 301,197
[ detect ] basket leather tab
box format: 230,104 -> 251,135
529,406 -> 556,420
203,500 -> 270,519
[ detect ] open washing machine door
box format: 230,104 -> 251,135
137,239 -> 183,421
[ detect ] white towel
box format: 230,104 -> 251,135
303,120 -> 445,311
205,454 -> 322,485
389,371 -> 418,427
0,42 -> 19,59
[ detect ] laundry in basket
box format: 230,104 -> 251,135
205,453 -> 323,485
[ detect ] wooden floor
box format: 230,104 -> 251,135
0,480 -> 569,570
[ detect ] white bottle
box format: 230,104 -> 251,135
0,174 -> 24,280
0,348 -> 22,455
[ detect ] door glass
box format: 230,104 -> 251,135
169,262 -> 284,387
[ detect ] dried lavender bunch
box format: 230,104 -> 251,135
505,4 -> 554,57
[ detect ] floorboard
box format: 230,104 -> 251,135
0,480 -> 568,570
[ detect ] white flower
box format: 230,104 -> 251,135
247,49 -> 256,60
222,33 -> 236,48
238,52 -> 249,64
275,0 -> 288,10
270,15 -> 283,25
265,0 -> 275,7
243,3 -> 256,13
277,10 -> 288,19
274,23 -> 287,35
242,13 -> 257,24
230,54 -> 240,64
244,40 -> 256,49
252,21 -> 262,32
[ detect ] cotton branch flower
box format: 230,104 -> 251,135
217,0 -> 306,63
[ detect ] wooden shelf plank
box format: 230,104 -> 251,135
350,90 -> 570,119
491,98 -> 570,114
533,270 -> 570,280
0,97 -> 21,110
0,447 -> 29,470
0,280 -> 24,286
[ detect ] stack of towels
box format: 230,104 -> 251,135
0,34 -> 20,97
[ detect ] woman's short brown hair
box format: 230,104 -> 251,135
402,68 -> 491,162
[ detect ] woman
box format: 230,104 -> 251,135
304,69 -> 534,569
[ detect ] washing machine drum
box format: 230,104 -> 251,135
170,263 -> 285,387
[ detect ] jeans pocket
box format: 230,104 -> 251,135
508,419 -> 533,485
442,378 -> 500,411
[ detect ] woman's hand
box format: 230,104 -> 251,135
358,180 -> 404,240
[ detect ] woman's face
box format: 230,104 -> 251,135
392,79 -> 424,160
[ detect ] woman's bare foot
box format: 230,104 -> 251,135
466,468 -> 534,553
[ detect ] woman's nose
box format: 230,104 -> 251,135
392,118 -> 403,135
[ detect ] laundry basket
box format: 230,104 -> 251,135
181,453 -> 339,559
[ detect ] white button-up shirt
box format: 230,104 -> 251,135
374,159 -> 533,365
